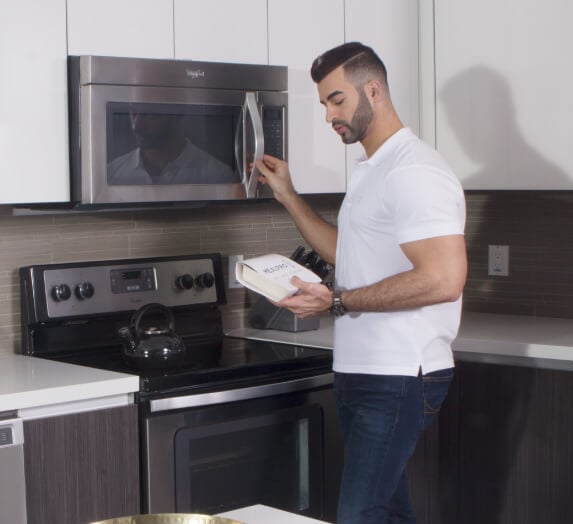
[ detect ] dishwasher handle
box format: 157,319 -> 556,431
0,417 -> 24,447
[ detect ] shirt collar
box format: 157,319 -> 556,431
356,127 -> 412,167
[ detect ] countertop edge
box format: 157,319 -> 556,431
0,355 -> 140,415
226,312 -> 573,365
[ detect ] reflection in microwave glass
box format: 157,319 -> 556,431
106,103 -> 242,186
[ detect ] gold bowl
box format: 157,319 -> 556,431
88,514 -> 244,524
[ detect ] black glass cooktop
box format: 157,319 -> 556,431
45,335 -> 332,397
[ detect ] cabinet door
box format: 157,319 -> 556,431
344,0 -> 420,175
67,0 -> 174,58
432,0 -> 573,189
174,0 -> 268,64
455,361 -> 573,524
0,0 -> 69,204
24,405 -> 140,524
268,0 -> 346,194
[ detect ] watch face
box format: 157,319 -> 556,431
331,295 -> 346,317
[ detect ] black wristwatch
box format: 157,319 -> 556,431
330,291 -> 347,317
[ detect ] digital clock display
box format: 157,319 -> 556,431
122,270 -> 143,280
110,267 -> 156,294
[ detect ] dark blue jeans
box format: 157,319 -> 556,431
334,368 -> 453,524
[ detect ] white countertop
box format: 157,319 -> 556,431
3,312 -> 573,416
227,312 -> 573,363
0,354 -> 139,418
227,314 -> 335,349
218,504 -> 329,523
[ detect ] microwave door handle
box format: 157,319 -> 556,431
244,92 -> 264,198
234,112 -> 244,185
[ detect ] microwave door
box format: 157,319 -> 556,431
243,92 -> 265,198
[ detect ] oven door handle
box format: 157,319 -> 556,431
149,373 -> 333,413
243,92 -> 264,199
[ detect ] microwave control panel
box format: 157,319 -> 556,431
263,106 -> 284,160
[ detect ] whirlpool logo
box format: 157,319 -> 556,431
186,68 -> 205,79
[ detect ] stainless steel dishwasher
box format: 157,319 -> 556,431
0,416 -> 27,524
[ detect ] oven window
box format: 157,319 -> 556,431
105,102 -> 242,186
174,405 -> 323,516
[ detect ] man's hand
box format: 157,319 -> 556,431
278,276 -> 332,319
256,154 -> 297,205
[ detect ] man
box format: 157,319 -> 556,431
108,111 -> 235,185
255,42 -> 467,523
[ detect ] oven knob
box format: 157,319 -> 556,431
175,273 -> 194,290
51,284 -> 71,302
75,282 -> 95,300
194,272 -> 215,289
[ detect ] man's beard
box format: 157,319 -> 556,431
332,90 -> 374,144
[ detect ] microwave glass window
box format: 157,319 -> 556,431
106,102 -> 242,186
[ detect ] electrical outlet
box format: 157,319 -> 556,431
228,255 -> 244,288
488,245 -> 510,276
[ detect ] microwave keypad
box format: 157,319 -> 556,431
263,107 -> 284,160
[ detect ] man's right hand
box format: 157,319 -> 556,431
255,154 -> 297,206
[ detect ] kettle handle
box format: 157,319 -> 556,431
131,302 -> 176,338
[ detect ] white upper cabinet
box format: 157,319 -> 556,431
268,0 -> 347,194
67,0 -> 174,58
0,0 -> 69,204
174,0 -> 268,64
1,0 -> 422,205
345,0 -> 420,178
431,0 -> 573,189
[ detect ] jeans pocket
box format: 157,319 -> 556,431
422,368 -> 454,416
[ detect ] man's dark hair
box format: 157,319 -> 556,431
310,42 -> 388,87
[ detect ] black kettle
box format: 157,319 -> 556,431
119,303 -> 186,368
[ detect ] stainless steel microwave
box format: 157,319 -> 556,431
68,55 -> 288,207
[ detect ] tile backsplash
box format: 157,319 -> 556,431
463,191 -> 573,318
2,191 -> 573,357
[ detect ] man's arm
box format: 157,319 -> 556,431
256,155 -> 338,264
341,234 -> 467,312
280,234 -> 467,318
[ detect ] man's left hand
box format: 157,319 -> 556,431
278,276 -> 332,319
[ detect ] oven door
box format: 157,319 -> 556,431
142,373 -> 340,520
72,84 -> 286,206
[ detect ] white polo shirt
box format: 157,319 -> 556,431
334,128 -> 466,376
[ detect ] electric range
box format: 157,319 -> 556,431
19,253 -> 340,518
19,253 -> 332,399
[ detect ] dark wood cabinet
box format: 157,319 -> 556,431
24,404 -> 140,524
455,361 -> 573,524
423,359 -> 573,524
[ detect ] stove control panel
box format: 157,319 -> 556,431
22,255 -> 223,320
